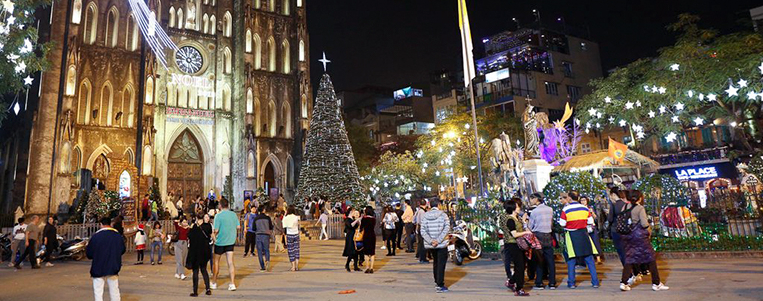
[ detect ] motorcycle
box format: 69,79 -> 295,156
448,220 -> 482,265
1,233 -> 11,262
36,235 -> 88,264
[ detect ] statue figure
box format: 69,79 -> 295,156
522,103 -> 541,159
186,0 -> 197,29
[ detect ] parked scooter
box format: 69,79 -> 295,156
448,220 -> 482,265
1,233 -> 11,262
36,235 -> 88,264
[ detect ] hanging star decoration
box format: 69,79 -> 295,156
2,0 -> 14,13
588,108 -> 597,116
319,52 -> 331,72
737,79 -> 748,88
23,75 -> 33,86
659,105 -> 667,114
707,93 -> 717,101
726,85 -> 739,97
759,62 -> 763,75
693,117 -> 704,126
666,132 -> 677,143
604,96 -> 612,103
675,102 -> 684,111
747,91 -> 757,100
625,101 -> 633,110
658,86 -> 667,94
671,115 -> 680,123
669,63 -> 680,71
635,100 -> 641,107
619,119 -> 627,127
648,111 -> 655,118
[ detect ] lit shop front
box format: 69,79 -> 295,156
659,162 -> 739,206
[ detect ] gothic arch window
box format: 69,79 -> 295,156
202,13 -> 209,33
286,156 -> 294,188
169,7 -> 175,27
209,15 -> 216,35
142,146 -> 153,175
78,79 -> 92,124
212,0 -> 216,6
177,8 -> 184,29
297,0 -> 302,7
223,12 -> 232,37
59,141 -> 72,174
282,101 -> 291,138
254,97 -> 261,135
204,0 -> 209,5
246,88 -> 254,114
300,94 -> 308,118
253,33 -> 262,70
123,85 -> 135,128
126,14 -> 138,51
222,85 -> 231,111
72,0 -> 83,24
92,154 -> 111,181
124,148 -> 135,165
254,0 -> 260,9
145,77 -> 154,104
65,66 -> 77,96
298,40 -> 305,61
83,2 -> 98,44
247,151 -> 255,177
223,47 -> 232,74
105,7 -> 119,48
100,82 -> 113,126
72,146 -> 82,171
245,30 -> 252,52
268,0 -> 275,12
283,0 -> 289,15
267,37 -> 275,72
268,100 -> 276,137
281,39 -> 290,74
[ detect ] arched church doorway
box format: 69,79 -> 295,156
167,130 -> 204,203
264,161 -> 276,192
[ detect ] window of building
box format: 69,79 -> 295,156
245,30 -> 252,52
246,89 -> 253,114
283,0 -> 290,15
72,0 -> 82,24
105,7 -> 119,47
298,40 -> 305,61
65,66 -> 77,96
562,61 -> 573,78
281,40 -> 290,74
268,0 -> 275,12
145,77 -> 154,104
544,82 -> 558,96
254,33 -> 262,69
267,37 -> 276,72
567,85 -> 582,102
254,0 -> 260,9
282,102 -> 291,137
169,7 -> 175,27
581,142 -> 591,154
223,47 -> 232,74
297,0 -> 302,7
223,12 -> 232,37
126,14 -> 138,51
83,3 -> 97,44
202,14 -> 208,33
177,8 -> 184,29
209,15 -> 216,35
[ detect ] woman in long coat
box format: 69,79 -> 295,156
186,215 -> 213,296
342,208 -> 361,272
360,206 -> 377,273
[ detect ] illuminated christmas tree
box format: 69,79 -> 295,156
295,73 -> 364,207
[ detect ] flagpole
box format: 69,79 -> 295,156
458,0 -> 485,197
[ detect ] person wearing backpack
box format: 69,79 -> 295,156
607,187 -> 628,265
559,191 -> 600,289
619,191 -> 669,292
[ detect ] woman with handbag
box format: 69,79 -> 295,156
501,199 -> 532,296
360,206 -> 377,273
342,208 -> 362,272
619,191 -> 669,292
187,215 -> 213,297
283,205 -> 302,271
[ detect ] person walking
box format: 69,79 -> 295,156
174,217 -> 190,280
580,196 -> 603,264
13,215 -> 40,269
273,211 -> 285,253
42,216 -> 58,267
86,217 -> 126,301
360,206 -> 377,273
149,222 -> 165,265
211,198 -> 240,291
607,187 -> 628,266
243,205 -> 257,257
559,191 -> 600,289
420,199 -> 451,293
8,218 -> 26,267
528,193 -> 556,290
149,198 -> 160,222
501,199 -> 532,296
253,206 -> 273,272
133,224 -> 146,265
187,216 -> 213,297
414,201 -> 429,263
141,195 -> 150,221
342,208 -> 362,272
283,205 -> 301,271
382,206 -> 399,256
401,200 -> 415,253
176,196 -> 185,218
619,191 -> 670,292
394,203 -> 404,251
316,210 -> 329,241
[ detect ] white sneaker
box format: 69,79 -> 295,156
228,284 -> 237,291
174,273 -> 180,279
620,283 -> 631,291
45,262 -> 54,267
210,282 -> 217,290
180,274 -> 187,280
627,276 -> 637,285
381,246 -> 387,250
652,283 -> 670,291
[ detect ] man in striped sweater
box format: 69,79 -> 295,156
559,191 -> 600,289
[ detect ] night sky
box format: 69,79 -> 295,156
306,0 -> 762,92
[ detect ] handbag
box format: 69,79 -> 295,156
354,224 -> 365,251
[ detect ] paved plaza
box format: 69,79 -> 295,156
1,239 -> 762,301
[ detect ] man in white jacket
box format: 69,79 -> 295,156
420,199 -> 451,293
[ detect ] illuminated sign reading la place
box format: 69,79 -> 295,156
675,166 -> 718,180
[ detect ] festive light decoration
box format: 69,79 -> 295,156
295,73 -> 365,206
632,174 -> 690,207
670,63 -> 680,71
126,0 -> 178,68
725,85 -> 739,96
542,172 -> 607,218
693,117 -> 704,126
666,132 -> 677,143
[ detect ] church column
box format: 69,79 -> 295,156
230,0 -> 247,209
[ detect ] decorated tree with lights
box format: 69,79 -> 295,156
632,173 -> 691,207
295,73 -> 365,207
542,171 -> 608,218
0,0 -> 51,124
362,151 -> 444,203
576,14 -> 763,150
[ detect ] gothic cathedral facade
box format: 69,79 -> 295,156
24,0 -> 312,215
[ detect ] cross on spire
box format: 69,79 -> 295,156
319,52 -> 331,72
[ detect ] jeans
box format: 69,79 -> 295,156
255,234 -> 271,269
192,265 -> 210,294
566,255 -> 599,287
175,240 -> 188,275
150,241 -> 163,263
429,248 -> 448,288
622,261 -> 660,285
404,223 -> 415,251
395,224 -> 403,249
93,275 -> 120,301
535,246 -> 556,286
501,245 -> 513,279
506,244 -> 526,290
384,229 -> 397,254
14,239 -> 37,267
149,211 -> 158,222
244,232 -> 256,255
610,230 -> 625,266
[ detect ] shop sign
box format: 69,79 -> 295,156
675,166 -> 718,180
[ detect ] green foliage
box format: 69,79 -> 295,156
746,154 -> 763,183
223,175 -> 233,204
148,178 -> 166,219
543,172 -> 607,216
363,151 -> 444,203
346,123 -> 378,175
84,191 -> 122,222
576,14 -> 763,150
68,190 -> 89,223
632,173 -> 691,207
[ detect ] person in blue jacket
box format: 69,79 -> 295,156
87,217 -> 126,301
